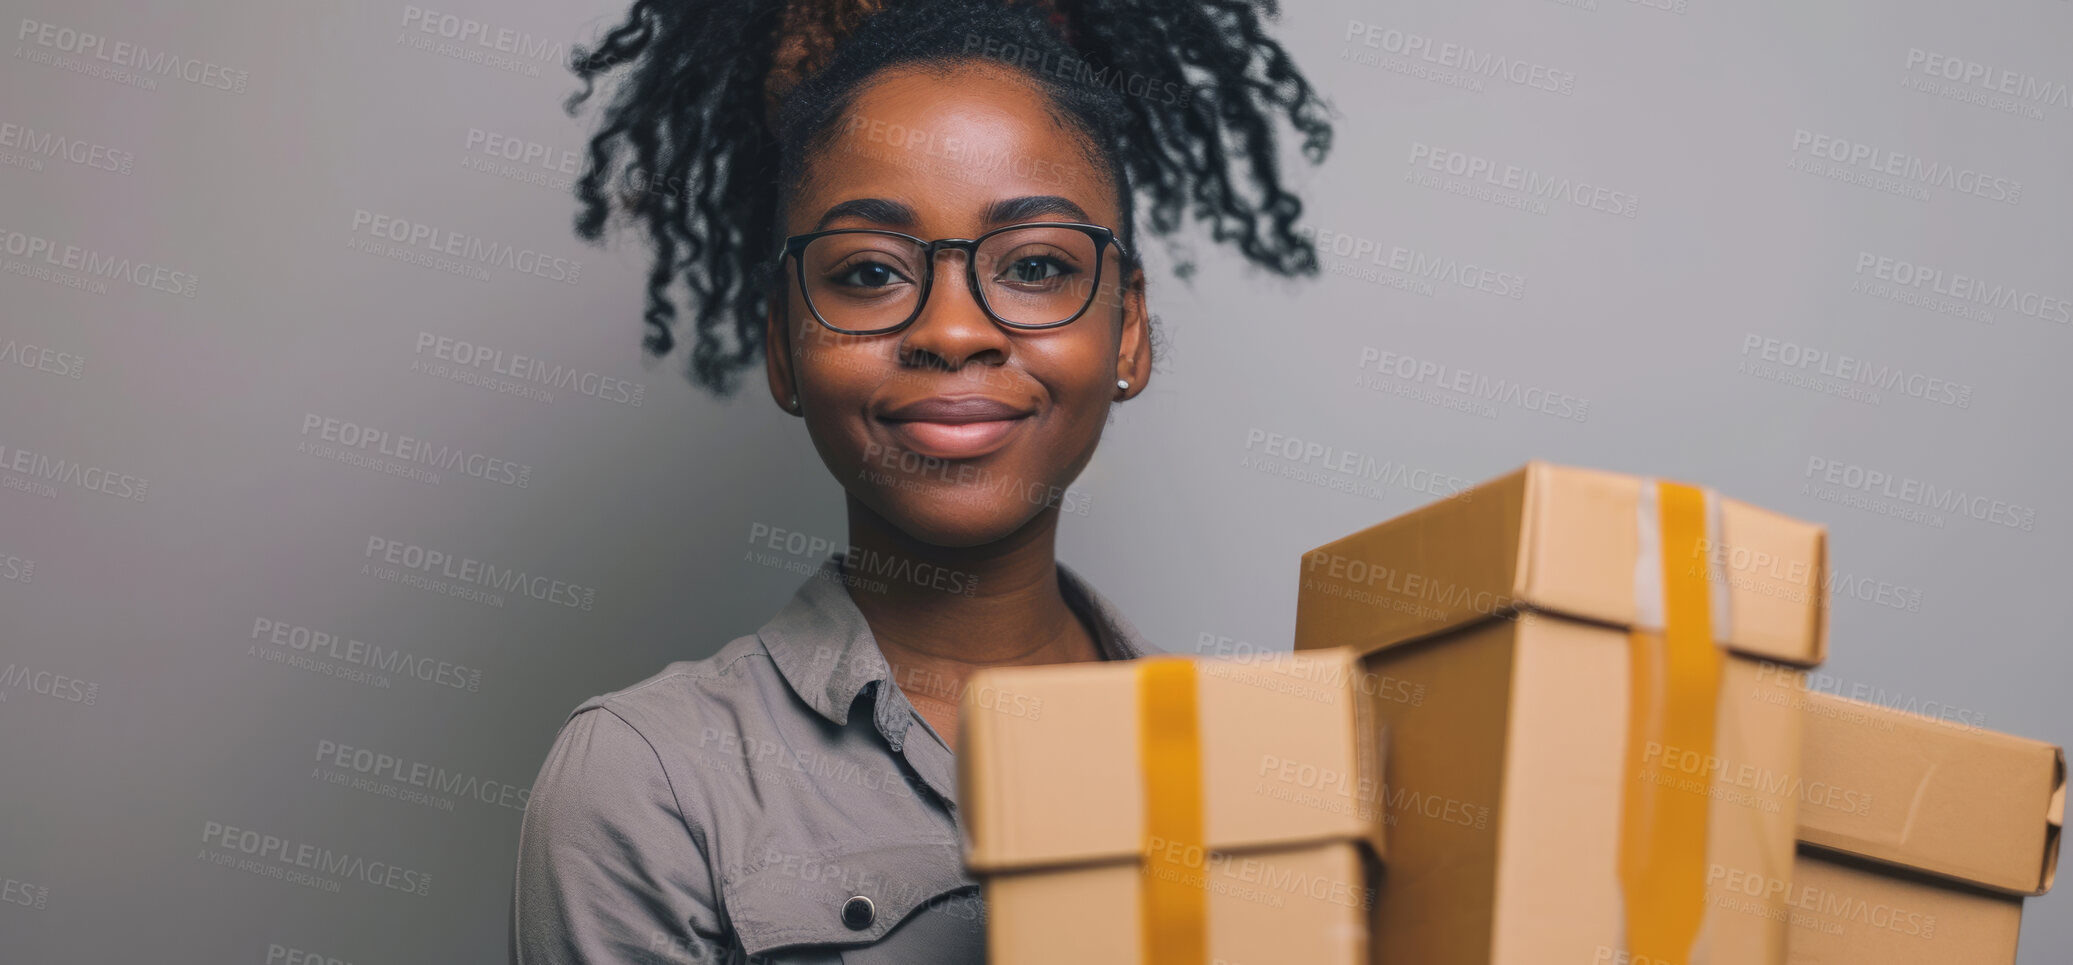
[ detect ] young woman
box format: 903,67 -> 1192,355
514,0 -> 1332,961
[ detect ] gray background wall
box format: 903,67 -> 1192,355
2,0 -> 2066,961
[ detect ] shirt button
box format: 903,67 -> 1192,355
841,895 -> 875,930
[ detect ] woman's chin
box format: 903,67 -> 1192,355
873,493 -> 1049,550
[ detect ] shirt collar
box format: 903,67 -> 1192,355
756,552 -> 1157,739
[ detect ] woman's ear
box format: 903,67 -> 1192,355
1114,265 -> 1152,400
764,286 -> 802,416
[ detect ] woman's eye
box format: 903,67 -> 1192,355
1001,256 -> 1072,284
832,260 -> 909,289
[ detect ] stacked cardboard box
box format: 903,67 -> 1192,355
1783,690 -> 2063,964
958,648 -> 1387,965
959,460 -> 2062,964
1292,462 -> 1829,965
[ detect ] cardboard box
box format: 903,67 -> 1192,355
958,648 -> 1386,965
1793,690 -> 2062,896
1777,850 -> 2023,965
1779,691 -> 2064,964
1293,461 -> 1829,965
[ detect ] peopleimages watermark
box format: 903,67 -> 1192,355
1640,740 -> 1871,817
1406,141 -> 1638,218
0,549 -> 34,584
895,660 -> 1044,720
1356,346 -> 1591,423
1708,863 -> 1936,940
363,536 -> 598,610
1755,660 -> 1986,733
1800,457 -> 2036,532
837,112 -> 1075,190
1256,755 -> 1489,833
0,440 -> 148,501
744,535 -> 891,595
0,226 -> 197,297
1786,128 -> 2021,205
349,208 -> 580,285
857,441 -> 1092,517
395,5 -> 566,78
1851,251 -> 2068,326
746,523 -> 982,596
1,338 -> 84,379
298,412 -> 533,488
1901,47 -> 2067,121
410,331 -> 646,406
1240,427 -> 1474,503
0,119 -> 135,175
312,739 -> 530,814
0,661 -> 98,705
1195,632 -> 1428,707
1688,537 -> 1923,615
1295,225 -> 1525,299
1143,833 -> 1376,911
1201,660 -> 1343,705
199,820 -> 433,898
1737,334 -> 1972,408
1302,548 -> 1546,627
15,18 -> 251,93
963,32 -> 1192,107
250,616 -> 483,694
696,727 -> 924,802
1342,20 -> 1577,95
459,126 -> 580,192
2,874 -> 48,910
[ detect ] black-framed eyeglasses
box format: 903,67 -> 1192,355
775,221 -> 1132,335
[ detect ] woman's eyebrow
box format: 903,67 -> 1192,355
981,195 -> 1091,226
811,195 -> 1095,233
814,197 -> 917,231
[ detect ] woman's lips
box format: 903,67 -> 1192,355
877,415 -> 1030,460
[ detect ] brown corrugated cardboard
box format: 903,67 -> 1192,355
1294,461 -> 1829,666
1795,690 -> 2064,896
958,647 -> 1386,965
1294,462 -> 1827,965
1780,849 -> 2024,965
983,844 -> 1367,965
1778,693 -> 2063,963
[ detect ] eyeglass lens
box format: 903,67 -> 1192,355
799,226 -> 1104,331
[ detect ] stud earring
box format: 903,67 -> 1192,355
789,394 -> 800,411
1116,379 -> 1130,391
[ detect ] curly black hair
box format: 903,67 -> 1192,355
566,0 -> 1333,395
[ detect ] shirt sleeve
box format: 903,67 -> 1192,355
513,705 -> 732,965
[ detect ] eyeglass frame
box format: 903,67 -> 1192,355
774,220 -> 1134,336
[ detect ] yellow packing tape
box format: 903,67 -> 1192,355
1618,480 -> 1725,964
1139,655 -> 1207,964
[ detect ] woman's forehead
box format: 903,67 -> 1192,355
792,62 -> 1117,232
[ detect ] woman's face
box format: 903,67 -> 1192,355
766,61 -> 1151,548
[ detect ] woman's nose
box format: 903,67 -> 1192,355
898,247 -> 1010,368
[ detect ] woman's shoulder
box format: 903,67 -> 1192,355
553,630 -> 794,757
528,630 -> 784,821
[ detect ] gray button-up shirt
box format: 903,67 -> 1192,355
513,552 -> 1156,964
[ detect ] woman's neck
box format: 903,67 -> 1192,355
840,491 -> 1103,747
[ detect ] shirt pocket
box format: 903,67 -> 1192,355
723,838 -> 983,964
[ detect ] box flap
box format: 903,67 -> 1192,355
1293,461 -> 1828,666
1797,691 -> 2064,896
958,648 -> 1385,874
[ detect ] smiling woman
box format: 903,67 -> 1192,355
513,1 -> 1333,962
